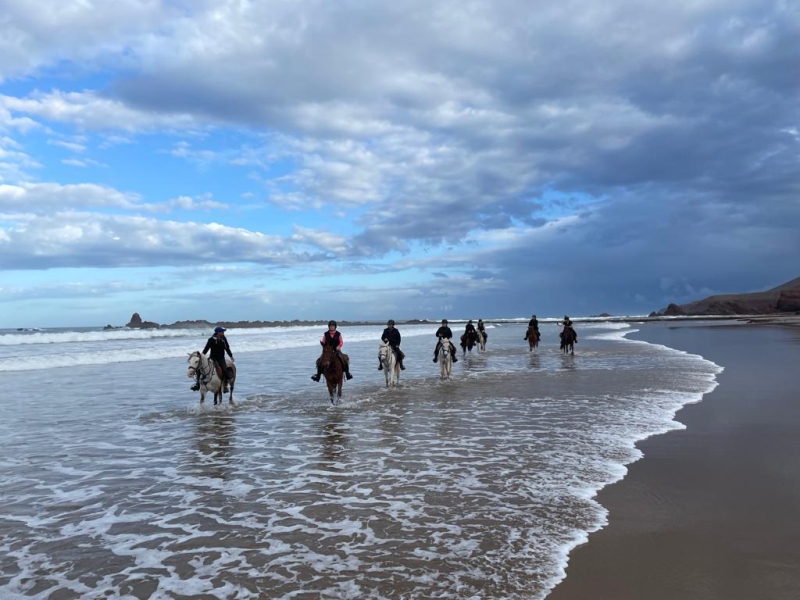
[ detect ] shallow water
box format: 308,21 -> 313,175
0,322 -> 721,599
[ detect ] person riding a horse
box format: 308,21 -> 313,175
432,319 -> 458,363
524,314 -> 540,340
477,319 -> 487,340
192,326 -> 235,391
461,320 -> 478,348
557,315 -> 577,343
311,320 -> 353,382
379,319 -> 406,371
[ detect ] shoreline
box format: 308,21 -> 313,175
103,313 -> 800,331
546,320 -> 800,600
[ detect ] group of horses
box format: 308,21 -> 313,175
186,324 -> 575,407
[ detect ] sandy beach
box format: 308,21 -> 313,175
547,321 -> 800,600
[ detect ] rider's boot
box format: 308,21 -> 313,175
311,365 -> 322,382
433,343 -> 439,362
378,360 -> 383,370
345,369 -> 353,380
399,360 -> 405,370
451,344 -> 458,362
190,380 -> 200,391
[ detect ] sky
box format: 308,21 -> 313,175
0,0 -> 798,328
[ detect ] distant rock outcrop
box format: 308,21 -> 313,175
656,277 -> 800,316
125,312 -> 160,329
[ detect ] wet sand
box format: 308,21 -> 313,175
547,322 -> 800,600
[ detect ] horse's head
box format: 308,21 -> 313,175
440,338 -> 451,357
378,341 -> 391,360
187,351 -> 201,378
320,345 -> 335,367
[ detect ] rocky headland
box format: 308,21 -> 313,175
652,276 -> 800,317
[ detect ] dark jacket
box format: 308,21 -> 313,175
528,318 -> 539,329
322,330 -> 342,349
382,327 -> 401,347
465,323 -> 476,334
435,326 -> 453,339
202,335 -> 232,365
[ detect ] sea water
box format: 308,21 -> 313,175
0,320 -> 721,599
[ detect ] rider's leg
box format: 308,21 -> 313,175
433,341 -> 441,362
311,360 -> 322,381
450,342 -> 458,362
340,353 -> 353,380
397,348 -> 405,370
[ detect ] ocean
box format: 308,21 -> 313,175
0,320 -> 722,599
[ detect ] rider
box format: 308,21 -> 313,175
311,320 -> 353,382
379,319 -> 405,370
477,318 -> 487,341
192,326 -> 235,391
524,314 -> 540,340
432,319 -> 458,363
462,319 -> 477,346
557,315 -> 577,344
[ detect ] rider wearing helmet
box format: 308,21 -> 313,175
192,326 -> 234,391
477,318 -> 487,341
557,315 -> 577,343
524,314 -> 540,340
461,319 -> 477,348
379,319 -> 405,370
311,320 -> 353,382
432,319 -> 458,363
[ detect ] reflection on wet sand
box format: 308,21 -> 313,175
319,413 -> 348,466
193,413 -> 236,479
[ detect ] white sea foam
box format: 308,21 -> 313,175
0,321 -> 724,599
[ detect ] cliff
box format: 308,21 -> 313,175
655,277 -> 800,316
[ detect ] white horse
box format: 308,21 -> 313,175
476,329 -> 486,351
187,351 -> 236,405
438,337 -> 453,380
378,340 -> 401,388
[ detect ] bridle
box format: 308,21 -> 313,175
188,352 -> 215,385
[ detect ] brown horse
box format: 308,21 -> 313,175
320,346 -> 344,405
560,327 -> 576,355
525,326 -> 539,351
460,330 -> 478,354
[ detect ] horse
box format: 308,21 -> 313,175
187,351 -> 236,406
438,337 -> 453,380
526,326 -> 540,351
460,330 -> 478,354
378,340 -> 401,388
560,327 -> 576,355
476,329 -> 486,351
320,346 -> 344,405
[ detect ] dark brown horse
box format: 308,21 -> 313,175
560,327 -> 576,355
320,346 -> 344,405
460,330 -> 478,354
525,326 -> 539,351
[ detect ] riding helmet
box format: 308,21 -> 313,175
214,326 -> 226,333
442,319 -> 448,324
328,320 -> 337,327
387,319 -> 395,326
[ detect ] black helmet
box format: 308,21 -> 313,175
387,319 -> 395,326
564,315 -> 569,320
328,320 -> 337,327
442,319 -> 448,324
468,319 -> 473,324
